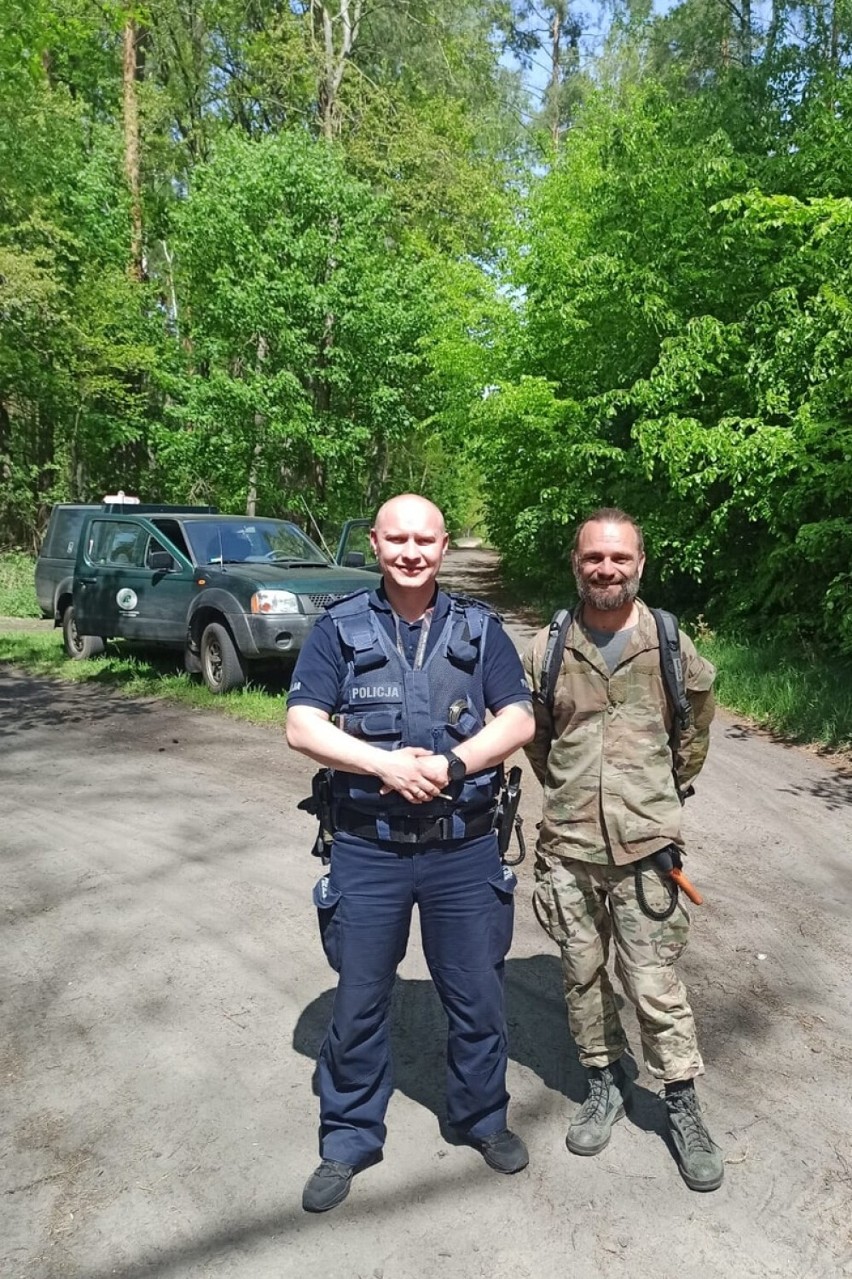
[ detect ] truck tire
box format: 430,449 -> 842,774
200,621 -> 246,694
62,605 -> 105,661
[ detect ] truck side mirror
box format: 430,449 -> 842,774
342,551 -> 366,567
149,550 -> 176,572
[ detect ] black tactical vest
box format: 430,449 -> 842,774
327,590 -> 502,836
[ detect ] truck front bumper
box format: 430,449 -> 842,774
225,610 -> 320,660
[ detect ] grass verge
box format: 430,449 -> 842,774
0,631 -> 287,726
1,615 -> 849,753
696,633 -> 852,754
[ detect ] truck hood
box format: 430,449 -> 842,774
214,563 -> 378,596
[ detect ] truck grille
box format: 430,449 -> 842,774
307,592 -> 344,609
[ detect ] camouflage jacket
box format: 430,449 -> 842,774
522,601 -> 716,867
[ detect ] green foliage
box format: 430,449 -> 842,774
0,0 -> 522,545
159,131 -> 440,523
4,0 -> 852,674
0,553 -> 40,618
697,633 -> 852,754
468,25 -> 852,658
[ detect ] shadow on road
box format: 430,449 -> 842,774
0,667 -> 161,735
292,954 -> 667,1142
724,723 -> 852,809
777,773 -> 852,810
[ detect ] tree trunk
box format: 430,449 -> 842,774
740,0 -> 753,67
549,4 -> 564,150
123,13 -> 145,281
311,214 -> 339,416
247,335 -> 269,516
246,442 -> 262,516
312,0 -> 363,141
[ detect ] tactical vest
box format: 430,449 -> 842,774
327,590 -> 502,837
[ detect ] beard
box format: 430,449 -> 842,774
575,571 -> 641,612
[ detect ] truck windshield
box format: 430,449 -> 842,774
185,520 -> 330,567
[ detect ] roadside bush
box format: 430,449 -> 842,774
0,552 -> 40,618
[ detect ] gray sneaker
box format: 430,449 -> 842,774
566,1062 -> 629,1156
665,1086 -> 724,1192
302,1159 -> 355,1213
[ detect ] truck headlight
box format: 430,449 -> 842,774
251,590 -> 300,615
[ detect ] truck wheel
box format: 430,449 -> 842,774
62,605 -> 105,660
200,622 -> 246,694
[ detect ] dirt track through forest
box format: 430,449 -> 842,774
2,548 -> 851,1278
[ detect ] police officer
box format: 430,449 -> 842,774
286,494 -> 535,1213
522,508 -> 724,1192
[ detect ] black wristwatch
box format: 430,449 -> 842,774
443,750 -> 467,783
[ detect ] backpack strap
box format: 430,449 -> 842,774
651,608 -> 692,733
651,607 -> 694,800
537,603 -> 692,742
536,608 -> 574,712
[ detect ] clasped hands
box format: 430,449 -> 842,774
378,746 -> 452,805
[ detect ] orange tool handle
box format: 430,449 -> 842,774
670,867 -> 703,906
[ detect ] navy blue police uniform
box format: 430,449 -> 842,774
289,583 -> 531,1166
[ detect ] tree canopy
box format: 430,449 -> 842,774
2,1 -> 852,653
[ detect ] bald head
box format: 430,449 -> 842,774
370,493 -> 448,608
374,494 -> 445,536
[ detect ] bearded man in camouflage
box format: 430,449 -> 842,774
522,508 -> 723,1192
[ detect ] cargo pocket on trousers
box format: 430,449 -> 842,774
487,864 -> 517,964
312,876 -> 343,972
634,865 -> 690,963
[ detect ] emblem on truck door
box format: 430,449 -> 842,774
116,588 -> 138,611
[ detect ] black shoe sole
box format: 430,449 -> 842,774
302,1180 -> 352,1213
480,1151 -> 529,1175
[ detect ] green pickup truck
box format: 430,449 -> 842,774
36,503 -> 378,692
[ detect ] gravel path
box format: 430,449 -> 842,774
2,550 -> 851,1278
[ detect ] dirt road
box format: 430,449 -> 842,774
2,550 -> 851,1279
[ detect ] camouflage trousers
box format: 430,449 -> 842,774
533,858 -> 704,1083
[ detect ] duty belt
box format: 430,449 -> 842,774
336,806 -> 496,846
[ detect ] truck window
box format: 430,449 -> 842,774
44,507 -> 89,559
150,518 -> 192,560
88,521 -> 147,568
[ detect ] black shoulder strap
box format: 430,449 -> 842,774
537,608 -> 573,712
651,608 -> 692,731
448,591 -> 503,624
538,605 -> 691,729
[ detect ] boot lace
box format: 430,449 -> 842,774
667,1090 -> 714,1152
577,1068 -> 614,1121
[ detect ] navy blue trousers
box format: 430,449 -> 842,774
312,830 -> 517,1165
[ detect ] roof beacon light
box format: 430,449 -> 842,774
102,490 -> 140,504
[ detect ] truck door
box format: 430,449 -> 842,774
335,519 -> 380,571
74,517 -> 194,643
